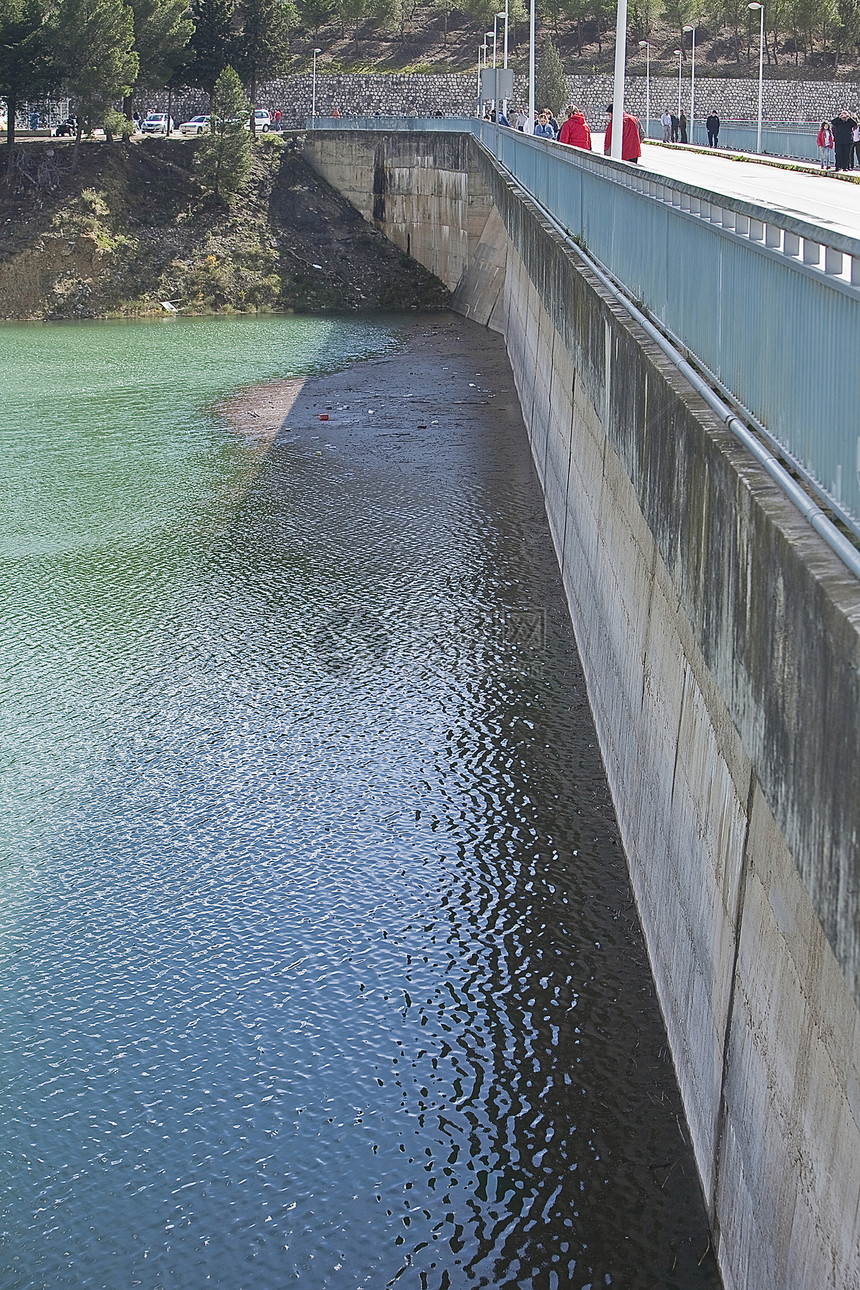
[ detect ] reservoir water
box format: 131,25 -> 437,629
0,313 -> 721,1289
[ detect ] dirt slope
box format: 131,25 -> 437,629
0,136 -> 450,320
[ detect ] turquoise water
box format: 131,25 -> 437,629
0,314 -> 720,1289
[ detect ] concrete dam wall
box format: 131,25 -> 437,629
304,130 -> 860,1290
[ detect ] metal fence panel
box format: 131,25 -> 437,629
644,120 -> 820,161
475,120 -> 860,531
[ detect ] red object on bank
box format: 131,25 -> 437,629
318,414 -> 329,420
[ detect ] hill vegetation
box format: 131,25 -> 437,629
0,135 -> 450,317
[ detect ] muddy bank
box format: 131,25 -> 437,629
218,313 -> 525,464
0,137 -> 450,320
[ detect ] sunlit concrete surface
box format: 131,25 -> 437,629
594,134 -> 860,240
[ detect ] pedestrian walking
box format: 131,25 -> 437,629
853,117 -> 860,168
558,106 -> 592,150
706,110 -> 720,148
817,121 -> 834,169
533,111 -> 556,139
679,110 -> 688,144
661,108 -> 672,142
832,109 -> 857,171
604,104 -> 642,163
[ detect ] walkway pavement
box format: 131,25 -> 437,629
631,138 -> 860,242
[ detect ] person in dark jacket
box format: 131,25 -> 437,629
706,110 -> 720,147
679,110 -> 688,143
670,112 -> 679,142
831,110 -> 858,171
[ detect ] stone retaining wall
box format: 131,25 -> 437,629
145,73 -> 860,130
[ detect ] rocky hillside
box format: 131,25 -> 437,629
0,136 -> 450,320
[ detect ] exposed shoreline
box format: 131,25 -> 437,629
214,313 -> 524,460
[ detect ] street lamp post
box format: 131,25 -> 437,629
498,6 -> 509,121
485,27 -> 497,115
527,0 -> 536,133
683,23 -> 696,144
748,2 -> 764,153
674,48 -> 682,123
476,42 -> 482,116
610,0 -> 628,160
485,30 -> 495,115
638,39 -> 650,140
312,47 -> 321,121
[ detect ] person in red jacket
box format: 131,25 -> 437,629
603,104 -> 642,163
558,106 -> 592,151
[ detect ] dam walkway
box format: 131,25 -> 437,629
309,116 -> 860,552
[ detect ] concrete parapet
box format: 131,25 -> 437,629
303,128 -> 860,1289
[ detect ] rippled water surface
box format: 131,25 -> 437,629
0,314 -> 720,1289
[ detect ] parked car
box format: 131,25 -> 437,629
177,114 -> 211,136
141,113 -> 174,134
246,109 -> 272,133
54,116 -> 77,137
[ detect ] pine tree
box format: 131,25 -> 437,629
535,35 -> 567,116
194,63 -> 251,202
296,0 -> 333,37
232,0 -> 294,128
128,0 -> 194,102
834,0 -> 858,63
187,0 -> 234,102
0,0 -> 56,146
52,0 -> 139,166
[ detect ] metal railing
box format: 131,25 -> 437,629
308,116 -> 860,536
308,115 -> 470,131
644,118 -> 821,161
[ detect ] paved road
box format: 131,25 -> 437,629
591,133 -> 860,242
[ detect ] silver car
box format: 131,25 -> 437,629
177,115 -> 211,136
141,113 -> 174,134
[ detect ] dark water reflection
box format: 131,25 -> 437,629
0,315 -> 720,1289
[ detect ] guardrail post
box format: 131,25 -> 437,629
803,239 -> 821,267
783,231 -> 801,258
825,247 -> 844,276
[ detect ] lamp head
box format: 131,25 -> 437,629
747,2 -> 762,9
313,46 -> 321,53
683,23 -> 695,30
639,38 -> 648,46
